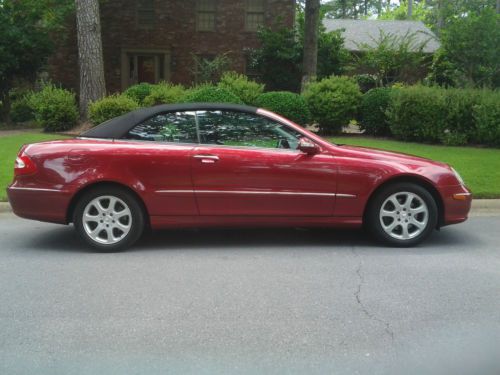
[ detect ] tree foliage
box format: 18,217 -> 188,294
0,0 -> 72,121
354,30 -> 431,87
437,9 -> 500,88
251,17 -> 349,92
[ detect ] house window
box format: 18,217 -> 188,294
245,0 -> 265,32
197,0 -> 216,31
137,0 -> 155,28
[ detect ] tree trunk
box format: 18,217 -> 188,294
75,0 -> 106,121
436,0 -> 444,34
0,90 -> 11,124
408,0 -> 413,18
496,0 -> 499,14
301,0 -> 320,92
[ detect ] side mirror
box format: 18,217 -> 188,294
298,137 -> 320,155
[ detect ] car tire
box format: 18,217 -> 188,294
73,186 -> 145,251
367,182 -> 438,247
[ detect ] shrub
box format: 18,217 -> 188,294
387,86 -> 448,143
359,88 -> 392,136
10,94 -> 34,123
143,83 -> 186,106
443,88 -> 486,145
123,83 -> 153,105
302,76 -> 361,134
183,85 -> 243,104
217,72 -> 264,106
88,94 -> 139,125
27,84 -> 78,132
354,74 -> 377,93
255,91 -> 310,125
191,53 -> 231,84
474,93 -> 500,147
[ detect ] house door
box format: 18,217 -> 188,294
137,55 -> 156,83
122,50 -> 171,89
128,54 -> 158,85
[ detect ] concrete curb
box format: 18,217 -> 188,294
2,200 -> 500,216
0,202 -> 11,213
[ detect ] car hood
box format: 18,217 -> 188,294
336,144 -> 450,169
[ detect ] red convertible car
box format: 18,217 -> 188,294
7,103 -> 471,251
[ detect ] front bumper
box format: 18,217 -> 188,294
441,184 -> 472,226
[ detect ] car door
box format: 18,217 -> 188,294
119,110 -> 199,216
191,110 -> 338,216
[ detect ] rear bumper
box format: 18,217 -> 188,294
7,184 -> 72,224
441,185 -> 472,226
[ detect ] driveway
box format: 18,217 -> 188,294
0,213 -> 499,375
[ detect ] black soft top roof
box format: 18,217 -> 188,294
81,103 -> 259,139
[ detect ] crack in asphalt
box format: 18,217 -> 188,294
351,247 -> 395,342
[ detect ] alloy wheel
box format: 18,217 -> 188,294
379,191 -> 429,240
82,195 -> 132,245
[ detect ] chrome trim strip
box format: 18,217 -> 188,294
336,193 -> 357,198
156,190 -> 196,194
9,187 -> 64,193
155,189 -> 353,198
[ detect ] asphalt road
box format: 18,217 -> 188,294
1,212 -> 499,375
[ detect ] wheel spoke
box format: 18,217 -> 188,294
115,220 -> 131,230
84,213 -> 99,222
96,200 -> 107,213
381,209 -> 397,219
410,205 -> 426,214
383,220 -> 399,232
114,210 -> 130,219
389,197 -> 402,210
410,218 -> 425,229
108,197 -> 117,212
401,223 -> 410,239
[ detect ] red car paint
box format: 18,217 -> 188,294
7,108 -> 471,230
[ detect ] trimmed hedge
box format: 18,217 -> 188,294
88,94 -> 140,125
143,83 -> 186,106
123,83 -> 153,105
474,94 -> 500,147
27,84 -> 78,132
387,86 -> 448,143
184,85 -> 243,104
359,87 -> 392,136
255,91 -> 310,125
303,76 -> 361,134
218,71 -> 264,106
387,86 -> 499,146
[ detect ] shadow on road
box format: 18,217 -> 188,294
24,223 -> 480,254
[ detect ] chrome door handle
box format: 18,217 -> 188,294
193,155 -> 219,163
193,155 -> 219,160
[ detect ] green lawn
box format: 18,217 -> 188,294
0,133 -> 498,201
329,136 -> 500,198
0,133 -> 69,201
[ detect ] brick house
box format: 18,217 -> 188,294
49,0 -> 295,94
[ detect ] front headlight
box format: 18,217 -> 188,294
451,167 -> 465,185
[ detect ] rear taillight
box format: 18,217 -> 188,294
14,153 -> 37,176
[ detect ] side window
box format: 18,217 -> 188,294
127,111 -> 198,143
196,110 -> 302,149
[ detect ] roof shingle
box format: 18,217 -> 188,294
323,19 -> 440,53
